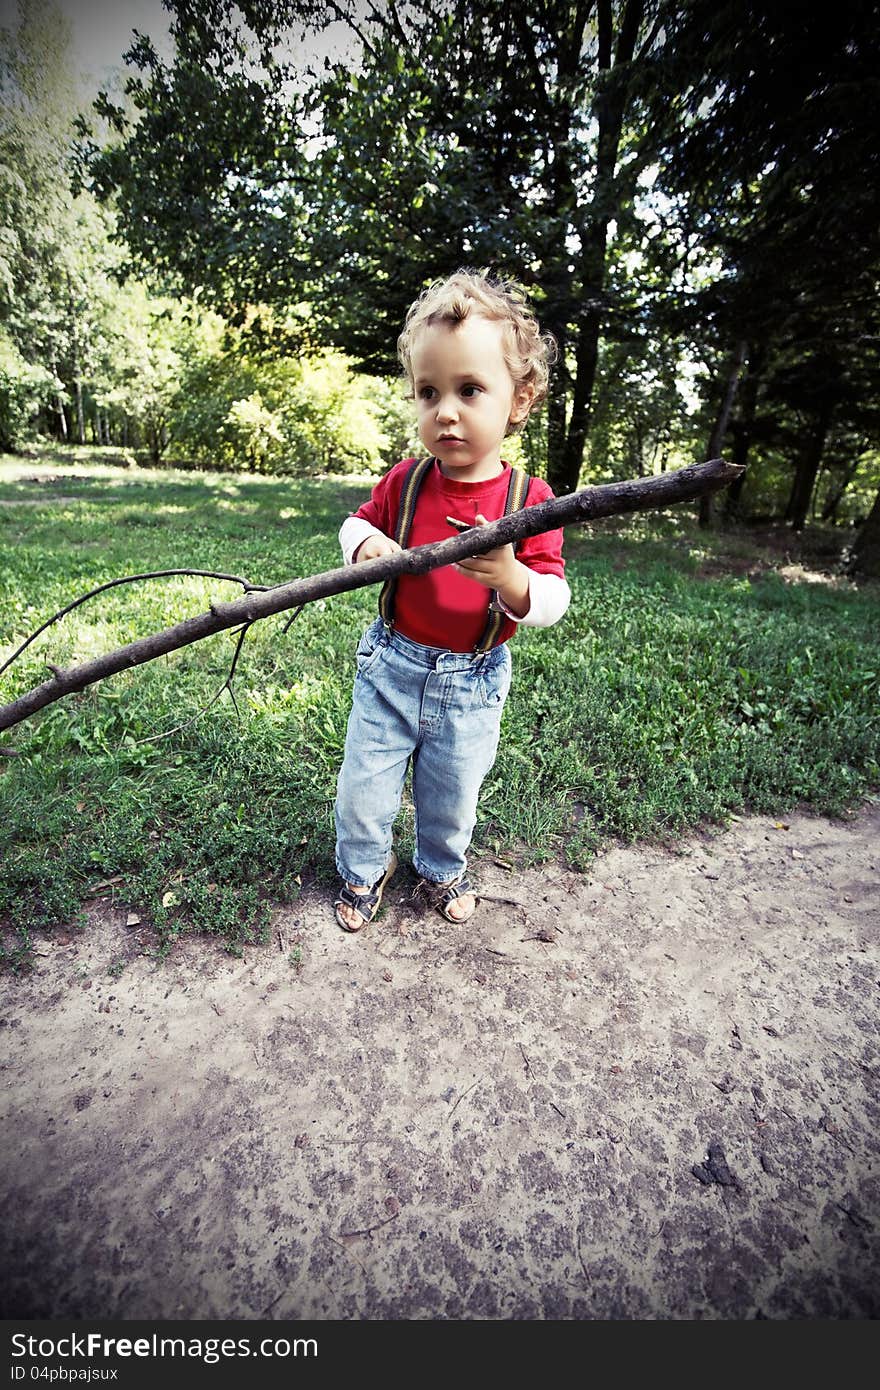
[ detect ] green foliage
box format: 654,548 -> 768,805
0,328 -> 54,448
1,460 -> 877,971
79,0 -> 879,509
588,334 -> 699,480
170,328 -> 415,475
4,0 -> 879,533
1,3 -> 411,477
0,2 -> 170,452
0,0 -> 408,479
642,1 -> 880,531
79,1 -> 691,490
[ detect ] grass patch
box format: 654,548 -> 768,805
1,452 -> 878,969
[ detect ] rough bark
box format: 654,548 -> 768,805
67,277 -> 85,447
0,458 -> 742,735
51,359 -> 67,441
723,344 -> 765,521
545,317 -> 569,477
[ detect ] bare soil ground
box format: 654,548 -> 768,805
1,801 -> 878,1321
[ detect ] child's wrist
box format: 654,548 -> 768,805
496,560 -> 530,618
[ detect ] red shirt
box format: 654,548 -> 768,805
353,458 -> 566,652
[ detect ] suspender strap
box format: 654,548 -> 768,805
378,458 -> 532,653
473,465 -> 530,654
378,455 -> 434,627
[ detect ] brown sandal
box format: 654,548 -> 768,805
413,873 -> 477,923
334,853 -> 398,932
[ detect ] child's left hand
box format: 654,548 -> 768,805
453,514 -> 518,591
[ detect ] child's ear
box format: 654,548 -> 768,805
510,382 -> 535,425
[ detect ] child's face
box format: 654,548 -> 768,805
410,315 -> 533,481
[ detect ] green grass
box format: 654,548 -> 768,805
1,452 -> 878,970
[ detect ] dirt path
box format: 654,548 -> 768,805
1,802 -> 878,1320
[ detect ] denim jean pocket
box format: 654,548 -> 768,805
477,649 -> 512,709
355,622 -> 385,677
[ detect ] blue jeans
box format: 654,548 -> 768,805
335,617 -> 512,887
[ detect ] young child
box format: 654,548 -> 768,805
333,270 -> 570,931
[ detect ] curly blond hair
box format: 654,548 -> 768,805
397,270 -> 556,434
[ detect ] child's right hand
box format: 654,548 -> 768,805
354,535 -> 402,563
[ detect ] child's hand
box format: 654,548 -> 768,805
354,534 -> 402,562
455,514 -> 531,617
453,513 -> 517,590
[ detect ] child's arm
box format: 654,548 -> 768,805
454,513 -> 571,625
496,572 -> 570,626
339,461 -> 413,564
339,515 -> 401,564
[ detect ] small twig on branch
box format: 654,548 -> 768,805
282,603 -> 306,636
0,568 -> 267,681
0,459 -> 743,735
137,623 -> 254,744
141,603 -> 305,740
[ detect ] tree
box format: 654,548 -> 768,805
644,0 -> 880,527
0,0 -> 153,450
848,485 -> 880,577
82,0 -> 674,492
0,0 -> 79,444
79,0 -> 880,504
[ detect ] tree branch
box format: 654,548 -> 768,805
0,569 -> 269,681
324,0 -> 379,61
367,0 -> 416,63
0,459 -> 742,735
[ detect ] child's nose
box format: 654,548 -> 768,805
436,395 -> 458,421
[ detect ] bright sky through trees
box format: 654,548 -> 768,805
0,0 -> 174,87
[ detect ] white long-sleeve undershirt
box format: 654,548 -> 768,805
339,515 -> 571,628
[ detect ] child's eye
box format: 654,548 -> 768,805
418,386 -> 435,401
461,384 -> 482,398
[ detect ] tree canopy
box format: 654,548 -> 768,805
2,0 -> 877,562
78,0 -> 880,504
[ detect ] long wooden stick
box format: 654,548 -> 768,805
0,458 -> 742,733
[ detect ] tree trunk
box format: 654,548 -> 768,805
785,400 -> 834,531
67,277 -> 85,446
700,339 -> 747,528
847,485 -> 880,578
74,378 -> 85,445
821,456 -> 862,522
545,319 -> 568,490
559,296 -> 603,493
723,344 -> 764,521
148,419 -> 163,466
723,428 -> 750,518
548,0 -> 645,495
50,361 -> 67,441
